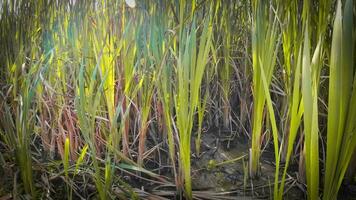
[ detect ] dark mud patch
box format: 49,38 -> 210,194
191,130 -> 306,199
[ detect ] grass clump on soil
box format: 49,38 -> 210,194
0,0 -> 356,199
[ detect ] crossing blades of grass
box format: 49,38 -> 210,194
258,53 -> 281,199
277,47 -> 304,199
76,60 -> 109,199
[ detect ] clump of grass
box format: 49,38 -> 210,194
174,17 -> 212,198
250,1 -> 279,178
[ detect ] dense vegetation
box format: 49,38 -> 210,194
0,0 -> 355,199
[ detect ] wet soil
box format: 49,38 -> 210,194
190,129 -> 306,199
